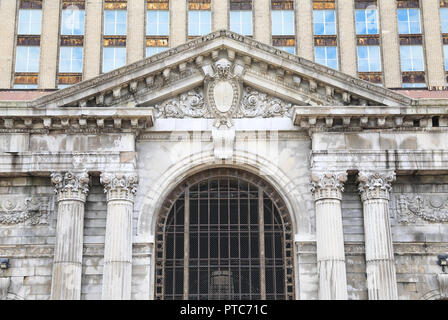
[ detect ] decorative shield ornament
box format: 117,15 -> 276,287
207,78 -> 241,120
213,81 -> 234,113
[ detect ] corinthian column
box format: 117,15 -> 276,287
50,171 -> 90,300
100,172 -> 138,300
311,171 -> 348,300
357,171 -> 398,300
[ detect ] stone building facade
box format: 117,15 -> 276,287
0,1 -> 447,301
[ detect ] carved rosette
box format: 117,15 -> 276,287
357,171 -> 396,201
310,172 -> 348,201
51,171 -> 90,202
100,172 -> 139,202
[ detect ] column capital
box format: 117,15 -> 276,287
310,171 -> 348,201
357,171 -> 396,201
51,171 -> 90,202
100,172 -> 139,202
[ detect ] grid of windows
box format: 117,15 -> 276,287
103,1 -> 127,73
9,0 -> 448,90
14,1 -> 42,89
58,2 -> 85,89
271,1 -> 295,54
146,1 -> 169,57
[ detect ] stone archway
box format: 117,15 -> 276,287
153,168 -> 295,300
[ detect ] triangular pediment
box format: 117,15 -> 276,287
29,30 -> 413,113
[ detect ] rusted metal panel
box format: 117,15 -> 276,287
62,1 -> 86,10
402,71 -> 426,84
20,0 -> 42,9
230,0 -> 252,11
188,0 -> 211,10
396,0 -> 420,9
271,0 -> 294,10
355,0 -> 377,9
17,36 -> 41,46
314,35 -> 338,46
60,36 -> 84,47
313,0 -> 335,10
148,0 -> 169,10
399,34 -> 423,45
57,73 -> 83,85
103,36 -> 127,47
104,0 -> 127,10
14,73 -> 39,85
146,37 -> 169,47
359,72 -> 383,84
272,36 -> 295,47
357,35 -> 380,46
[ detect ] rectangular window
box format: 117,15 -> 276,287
103,47 -> 126,73
400,45 -> 424,71
188,10 -> 211,36
271,10 -> 295,36
315,46 -> 338,70
230,11 -> 253,36
15,46 -> 40,72
357,46 -> 381,72
61,7 -> 85,35
442,8 -> 448,34
188,0 -> 211,37
147,10 -> 169,36
59,47 -> 83,73
355,8 -> 379,35
104,10 -> 127,35
18,9 -> 42,35
397,8 -> 421,34
313,10 -> 336,35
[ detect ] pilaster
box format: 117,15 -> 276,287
100,172 -> 138,300
0,0 -> 17,89
310,171 -> 348,300
50,171 -> 90,300
358,171 -> 398,300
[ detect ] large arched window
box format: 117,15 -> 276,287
154,168 -> 294,300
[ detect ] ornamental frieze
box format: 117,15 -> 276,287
154,86 -> 293,119
394,194 -> 448,224
0,196 -> 52,226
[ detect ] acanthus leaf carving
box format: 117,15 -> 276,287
310,171 -> 348,201
100,172 -> 139,202
357,171 -> 396,201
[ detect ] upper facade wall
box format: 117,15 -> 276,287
1,0 -> 447,90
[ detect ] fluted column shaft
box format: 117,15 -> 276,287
311,172 -> 348,300
358,171 -> 398,300
100,172 -> 138,300
50,171 -> 90,300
